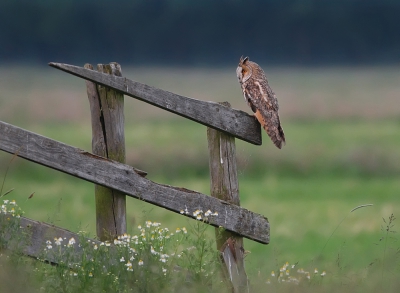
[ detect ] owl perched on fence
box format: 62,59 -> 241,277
236,56 -> 286,149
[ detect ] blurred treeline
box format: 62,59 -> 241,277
1,0 -> 400,66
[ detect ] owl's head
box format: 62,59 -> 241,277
236,56 -> 252,84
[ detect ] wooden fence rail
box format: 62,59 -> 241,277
49,62 -> 262,145
0,121 -> 270,244
0,214 -> 99,264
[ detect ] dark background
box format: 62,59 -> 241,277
1,0 -> 400,66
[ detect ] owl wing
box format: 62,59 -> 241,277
243,79 -> 285,149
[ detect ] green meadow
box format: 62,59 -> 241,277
1,65 -> 400,291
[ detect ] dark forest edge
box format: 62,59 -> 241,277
1,0 -> 400,66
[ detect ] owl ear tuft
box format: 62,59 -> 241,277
239,56 -> 249,64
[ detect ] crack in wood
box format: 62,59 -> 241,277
80,151 -> 109,161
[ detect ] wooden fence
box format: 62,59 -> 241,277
0,62 -> 269,292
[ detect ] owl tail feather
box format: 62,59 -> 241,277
267,124 -> 285,149
255,110 -> 285,149
275,124 -> 286,149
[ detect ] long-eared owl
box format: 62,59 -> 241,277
236,56 -> 285,149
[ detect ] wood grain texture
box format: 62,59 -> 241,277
85,63 -> 127,241
0,121 -> 269,244
207,102 -> 250,292
220,237 -> 249,293
49,62 -> 262,145
0,214 -> 100,264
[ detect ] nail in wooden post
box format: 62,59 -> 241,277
207,101 -> 248,293
84,62 -> 126,241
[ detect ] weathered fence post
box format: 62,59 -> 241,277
84,62 -> 126,241
207,102 -> 248,293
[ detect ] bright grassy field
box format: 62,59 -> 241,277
1,64 -> 400,290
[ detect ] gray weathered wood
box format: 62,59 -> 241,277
220,238 -> 249,293
207,102 -> 250,292
48,62 -> 262,145
85,63 -> 126,241
0,214 -> 100,264
0,120 -> 269,244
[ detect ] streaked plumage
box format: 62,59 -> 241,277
236,56 -> 285,149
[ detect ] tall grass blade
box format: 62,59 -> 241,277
0,188 -> 14,198
350,204 -> 373,212
0,146 -> 22,197
319,203 -> 373,256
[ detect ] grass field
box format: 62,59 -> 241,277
1,64 -> 400,291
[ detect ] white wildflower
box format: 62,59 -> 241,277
126,261 -> 133,271
150,246 -> 158,255
45,240 -> 53,250
67,237 -> 76,247
54,237 -> 63,246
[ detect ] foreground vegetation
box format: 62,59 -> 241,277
0,197 -> 399,292
0,66 -> 399,291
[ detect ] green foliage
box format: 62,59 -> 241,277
2,200 -> 400,292
0,199 -> 25,250
1,210 -> 225,293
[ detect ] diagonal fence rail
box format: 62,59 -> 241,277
0,214 -> 99,264
49,62 -> 262,145
0,121 -> 270,244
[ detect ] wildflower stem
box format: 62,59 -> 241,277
381,214 -> 395,284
